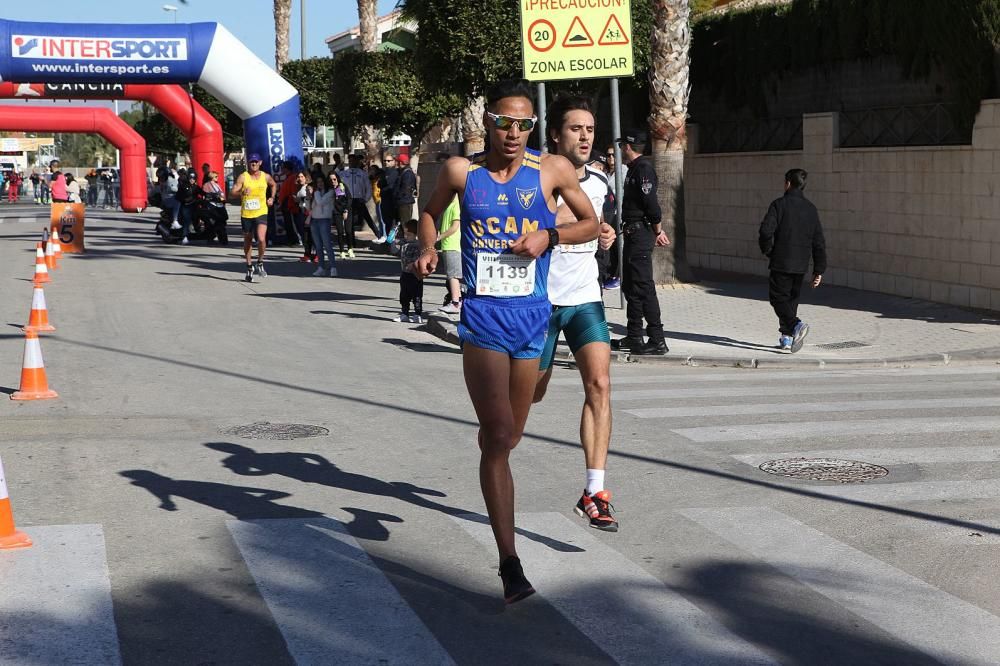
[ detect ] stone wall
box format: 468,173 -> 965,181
685,99 -> 1000,311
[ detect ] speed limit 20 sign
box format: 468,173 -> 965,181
520,0 -> 633,82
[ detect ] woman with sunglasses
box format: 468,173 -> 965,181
414,78 -> 599,605
328,171 -> 352,261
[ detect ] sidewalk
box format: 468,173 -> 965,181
425,270 -> 1000,368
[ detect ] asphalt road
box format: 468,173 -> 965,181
2,206 -> 1000,665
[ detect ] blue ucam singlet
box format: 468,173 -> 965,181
460,148 -> 556,303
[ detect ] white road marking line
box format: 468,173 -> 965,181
672,416 -> 1000,442
626,396 -> 1000,419
455,512 -> 777,665
548,365 -> 1000,387
228,518 -> 455,666
733,445 -> 1000,467
610,380 -> 999,401
0,524 -> 121,665
800,479 -> 1000,503
680,507 -> 1000,665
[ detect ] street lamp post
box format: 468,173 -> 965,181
162,4 -> 178,23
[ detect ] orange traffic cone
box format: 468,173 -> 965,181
32,243 -> 50,285
23,285 -> 55,333
11,330 -> 57,401
45,237 -> 58,270
0,456 -> 32,550
52,236 -> 63,259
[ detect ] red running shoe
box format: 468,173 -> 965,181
574,490 -> 619,532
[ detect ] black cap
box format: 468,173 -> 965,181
615,129 -> 648,145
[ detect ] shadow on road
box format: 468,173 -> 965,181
203,442 -> 582,552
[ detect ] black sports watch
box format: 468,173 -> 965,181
546,227 -> 560,250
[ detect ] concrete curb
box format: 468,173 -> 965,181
422,314 -> 1000,370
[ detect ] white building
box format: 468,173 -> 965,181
325,9 -> 417,57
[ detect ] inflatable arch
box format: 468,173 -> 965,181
0,105 -> 147,210
0,82 -> 225,179
0,20 -> 302,174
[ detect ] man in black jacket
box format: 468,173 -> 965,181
758,168 -> 827,352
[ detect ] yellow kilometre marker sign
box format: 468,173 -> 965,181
520,0 -> 633,83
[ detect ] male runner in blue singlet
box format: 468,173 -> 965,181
415,79 -> 599,604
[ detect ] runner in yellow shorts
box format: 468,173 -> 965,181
230,153 -> 277,283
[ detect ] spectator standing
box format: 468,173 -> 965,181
49,161 -> 68,203
65,174 -> 81,203
307,174 -> 337,277
393,219 -> 424,323
610,130 -> 670,356
176,168 -> 198,244
202,170 -> 229,244
100,169 -> 116,208
379,154 -> 400,241
276,161 -> 302,246
84,169 -> 98,205
437,194 -> 462,314
342,153 -> 382,247
329,171 -> 353,258
758,168 -> 827,352
292,171 -> 316,262
30,171 -> 41,204
7,170 -> 21,203
396,154 -> 417,227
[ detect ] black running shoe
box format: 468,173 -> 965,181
255,261 -> 267,278
610,336 -> 643,352
244,266 -> 254,283
632,339 -> 669,356
498,556 -> 535,604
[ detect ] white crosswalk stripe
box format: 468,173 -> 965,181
0,525 -> 121,665
672,416 -> 1000,442
679,507 -> 1000,665
626,396 -> 1000,418
228,518 -> 455,666
733,445 -> 1000,467
455,511 -> 778,665
609,379 -> 1000,401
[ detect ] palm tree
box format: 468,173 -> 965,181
461,96 -> 486,155
649,0 -> 696,283
274,0 -> 292,71
357,0 -> 380,159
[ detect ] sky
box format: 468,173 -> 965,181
1,0 -> 400,66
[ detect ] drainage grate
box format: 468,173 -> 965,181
759,458 -> 888,483
219,422 -> 329,440
817,341 -> 871,350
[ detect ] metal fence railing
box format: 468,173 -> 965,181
839,103 -> 969,148
695,116 -> 804,154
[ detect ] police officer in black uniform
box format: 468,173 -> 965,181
610,130 -> 670,355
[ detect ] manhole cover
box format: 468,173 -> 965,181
758,458 -> 888,483
817,341 -> 871,350
219,422 -> 329,440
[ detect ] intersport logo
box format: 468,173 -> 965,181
11,35 -> 187,61
266,123 -> 285,175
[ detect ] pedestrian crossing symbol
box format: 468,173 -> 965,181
599,15 -> 630,46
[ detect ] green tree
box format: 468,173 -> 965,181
53,133 -> 116,167
329,50 -> 464,149
280,57 -> 337,127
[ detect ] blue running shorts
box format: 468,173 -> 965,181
459,296 -> 552,359
539,301 -> 611,371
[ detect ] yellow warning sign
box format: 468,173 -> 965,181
520,1 -> 633,83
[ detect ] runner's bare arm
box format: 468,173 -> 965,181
415,157 -> 469,278
228,173 -> 245,198
511,155 -> 598,258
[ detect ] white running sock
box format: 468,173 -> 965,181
586,469 -> 605,495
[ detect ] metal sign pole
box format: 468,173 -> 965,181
536,82 -> 547,153
610,77 -> 625,310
